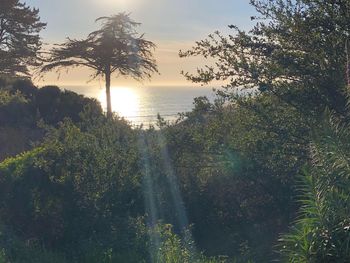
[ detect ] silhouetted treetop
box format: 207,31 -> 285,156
42,14 -> 157,79
41,13 -> 158,117
0,0 -> 46,76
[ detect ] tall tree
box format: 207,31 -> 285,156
0,0 -> 46,76
41,13 -> 158,117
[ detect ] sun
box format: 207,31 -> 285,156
99,87 -> 140,119
93,0 -> 139,8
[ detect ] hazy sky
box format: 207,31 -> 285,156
26,0 -> 256,87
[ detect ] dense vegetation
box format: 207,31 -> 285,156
0,77 -> 102,161
0,0 -> 350,262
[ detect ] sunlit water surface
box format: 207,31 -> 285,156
62,85 -> 216,126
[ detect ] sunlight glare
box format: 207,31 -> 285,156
93,0 -> 140,8
99,87 -> 140,119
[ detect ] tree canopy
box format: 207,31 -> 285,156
0,0 -> 46,76
180,0 -> 350,115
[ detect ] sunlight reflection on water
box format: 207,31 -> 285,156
98,87 -> 140,120
63,85 -> 215,125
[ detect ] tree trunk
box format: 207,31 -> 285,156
105,66 -> 112,118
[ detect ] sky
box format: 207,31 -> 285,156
26,0 -> 257,88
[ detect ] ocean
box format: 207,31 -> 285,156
62,85 -> 216,126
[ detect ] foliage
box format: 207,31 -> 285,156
0,77 -> 103,161
0,249 -> 6,263
0,90 -> 27,105
151,224 -> 227,263
0,0 -> 46,76
180,0 -> 350,115
177,2 -> 350,259
0,89 -> 36,127
280,110 -> 350,262
166,95 -> 308,261
0,77 -> 103,127
0,116 -> 146,262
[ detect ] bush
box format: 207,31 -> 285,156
149,224 -> 227,263
280,111 -> 350,262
